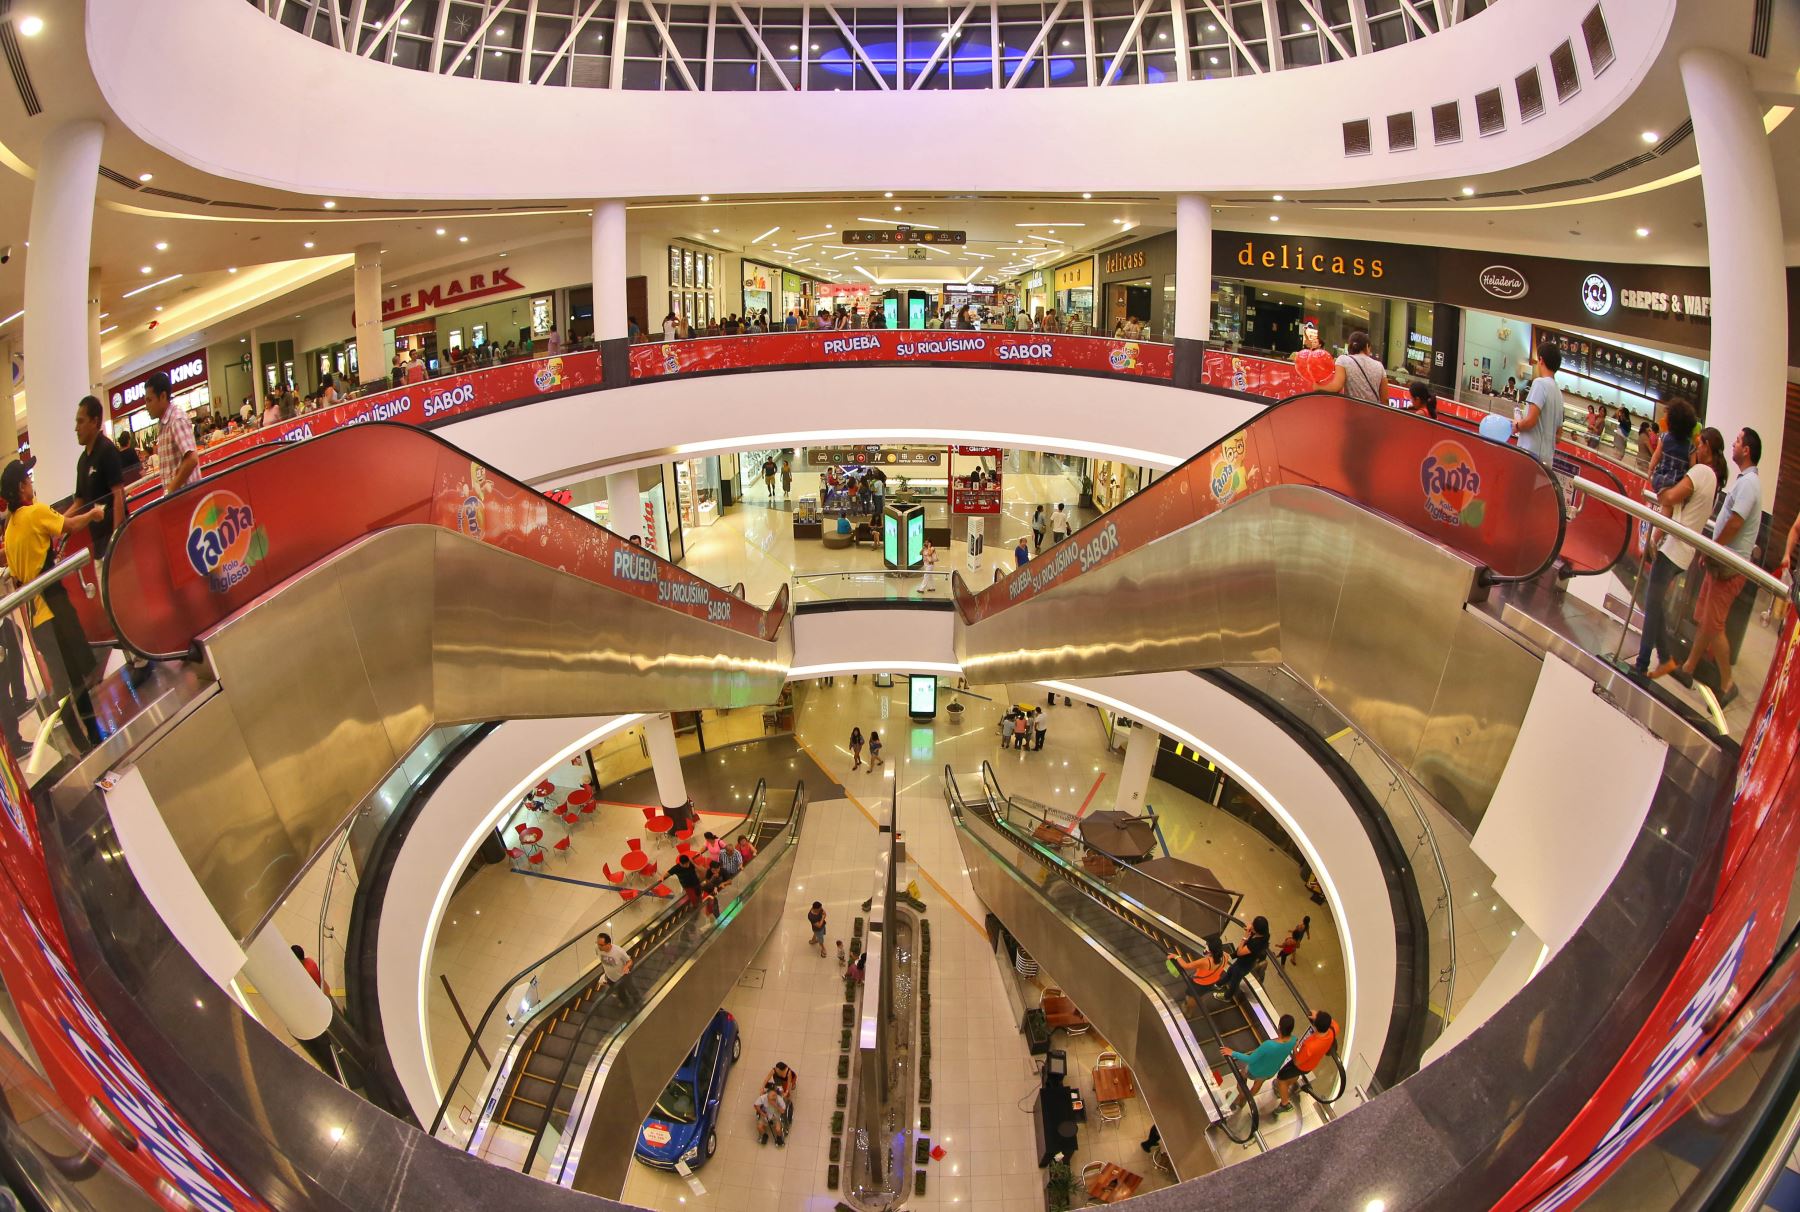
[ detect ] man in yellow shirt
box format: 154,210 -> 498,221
1,461 -> 106,750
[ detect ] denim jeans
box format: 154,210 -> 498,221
1635,553 -> 1683,674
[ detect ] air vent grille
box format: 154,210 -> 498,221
1549,39 -> 1580,101
1515,66 -> 1545,121
1520,178 -> 1592,194
1386,111 -> 1415,152
1653,120 -> 1692,156
1589,151 -> 1655,182
1431,100 -> 1461,145
97,166 -> 143,190
1342,118 -> 1371,157
1475,88 -> 1505,136
0,3 -> 41,118
141,187 -> 211,204
1751,0 -> 1772,55
1581,6 -> 1614,75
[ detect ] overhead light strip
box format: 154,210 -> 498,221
751,226 -> 781,242
121,273 -> 183,299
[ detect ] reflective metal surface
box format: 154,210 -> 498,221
955,486 -> 1541,827
135,524 -> 792,943
953,799 -> 1222,1179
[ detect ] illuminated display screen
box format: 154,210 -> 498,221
884,513 -> 899,565
907,513 -> 924,568
910,675 -> 937,715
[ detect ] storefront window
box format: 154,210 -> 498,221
675,457 -> 722,529
1212,280 -> 1391,360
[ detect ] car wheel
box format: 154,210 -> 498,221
705,1129 -> 718,1159
730,1035 -> 742,1061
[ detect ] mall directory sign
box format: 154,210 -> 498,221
104,422 -> 784,660
842,228 -> 967,245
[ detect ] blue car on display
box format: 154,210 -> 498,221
634,1009 -> 741,1171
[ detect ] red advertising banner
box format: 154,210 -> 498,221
105,424 -> 782,659
128,351 -> 607,507
950,476 -> 1003,515
0,738 -> 271,1210
629,331 -> 1175,380
1497,615 -> 1800,1211
956,391 -> 1565,624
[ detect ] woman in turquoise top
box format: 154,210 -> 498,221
1229,1013 -> 1298,1096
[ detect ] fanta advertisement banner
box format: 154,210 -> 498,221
961,391 -> 1563,622
628,331 -> 1175,380
105,424 -> 780,659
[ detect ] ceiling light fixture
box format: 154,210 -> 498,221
884,191 -> 894,198
435,227 -> 446,236
1300,20 -> 1312,30
99,324 -> 117,335
711,227 -> 720,233
1081,191 -> 1092,199
1641,130 -> 1659,143
1461,186 -> 1476,196
794,231 -> 837,241
303,241 -> 315,249
699,194 -> 710,201
139,266 -> 152,274
1016,223 -> 1085,227
227,267 -> 237,273
751,226 -> 780,242
0,310 -> 21,328
1635,226 -> 1650,237
323,200 -> 336,209
458,235 -> 469,242
17,15 -> 43,36
121,273 -> 183,301
153,306 -> 163,313
154,241 -> 168,251
1269,214 -> 1280,222
855,266 -> 879,282
1209,55 -> 1219,64
137,172 -> 153,183
1272,194 -> 1284,201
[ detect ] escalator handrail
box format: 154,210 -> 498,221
538,779 -> 810,1184
950,388 -> 1570,627
421,782 -> 769,1139
948,764 -> 1261,1144
101,420 -> 791,661
986,760 -> 1326,1043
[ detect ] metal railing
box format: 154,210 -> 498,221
790,569 -> 956,603
0,549 -> 101,773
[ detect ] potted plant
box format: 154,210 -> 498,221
1045,1158 -> 1074,1212
894,474 -> 914,502
946,699 -> 964,721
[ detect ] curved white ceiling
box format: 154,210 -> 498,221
86,0 -> 1673,199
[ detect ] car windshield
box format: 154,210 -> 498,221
653,1077 -> 697,1124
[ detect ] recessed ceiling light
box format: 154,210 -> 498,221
137,172 -> 153,183
811,43 -> 819,50
303,241 -> 315,249
1208,55 -> 1219,64
1269,215 -> 1279,222
1061,38 -> 1070,46
1636,227 -> 1650,237
435,227 -> 446,236
239,337 -> 246,343
323,200 -> 336,209
1300,20 -> 1312,30
1272,194 -> 1284,201
700,194 -> 710,201
459,235 -> 469,242
884,191 -> 894,198
17,15 -> 43,36
227,267 -> 237,273
153,305 -> 162,312
140,266 -> 152,274
399,16 -> 410,25
789,43 -> 798,51
712,228 -> 721,233
1081,192 -> 1092,199
1205,21 -> 1217,30
1641,130 -> 1659,144
1461,186 -> 1475,196
154,241 -> 168,251
893,205 -> 902,211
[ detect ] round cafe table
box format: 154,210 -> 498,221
535,780 -> 556,797
646,815 -> 674,839
567,787 -> 594,809
621,850 -> 649,873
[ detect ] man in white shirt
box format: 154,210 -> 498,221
754,1085 -> 789,1146
1675,428 -> 1762,706
1513,341 -> 1565,465
1050,503 -> 1073,542
594,932 -> 639,1009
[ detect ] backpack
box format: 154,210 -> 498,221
719,845 -> 743,877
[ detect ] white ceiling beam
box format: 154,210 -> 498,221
429,0 -> 451,72
1081,0 -> 1096,86
1100,0 -> 1158,85
1349,0 -> 1372,54
639,0 -> 700,91
909,2 -> 979,90
1003,0 -> 1070,88
609,0 -> 629,88
729,1 -> 797,91
705,2 -> 718,90
1168,0 -> 1190,82
348,0 -> 369,51
1395,0 -> 1435,39
822,6 -> 892,91
1294,0 -> 1352,60
358,0 -> 415,57
323,0 -> 347,49
1433,0 -> 1451,28
989,2 -> 1000,88
533,0 -> 608,84
522,0 -> 541,72
443,1 -> 510,75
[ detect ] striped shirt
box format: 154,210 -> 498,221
154,405 -> 198,492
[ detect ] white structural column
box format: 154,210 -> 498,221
606,470 -> 643,540
1174,194 -> 1213,340
592,201 -> 630,388
0,336 -> 16,463
1112,720 -> 1159,813
240,923 -> 334,1043
353,243 -> 385,387
23,121 -> 104,499
643,712 -> 694,825
1679,49 -> 1786,487
85,267 -> 104,408
249,328 -> 266,406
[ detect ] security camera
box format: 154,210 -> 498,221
0,247 -> 10,265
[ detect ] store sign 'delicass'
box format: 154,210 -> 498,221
1479,266 -> 1529,301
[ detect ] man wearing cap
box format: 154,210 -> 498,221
145,372 -> 199,494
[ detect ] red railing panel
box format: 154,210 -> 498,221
629,330 -> 1173,379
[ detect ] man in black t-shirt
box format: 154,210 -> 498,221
70,396 -> 126,556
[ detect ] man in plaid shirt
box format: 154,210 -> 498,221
145,372 -> 199,493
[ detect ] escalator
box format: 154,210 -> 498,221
97,421 -> 793,944
943,765 -> 1258,1176
430,780 -> 808,1197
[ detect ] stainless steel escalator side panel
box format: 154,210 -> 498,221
952,808 -> 1219,1181
954,485 -> 1541,823
562,835 -> 802,1197
135,525 -> 791,944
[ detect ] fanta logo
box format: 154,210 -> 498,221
662,348 -> 680,374
1419,441 -> 1485,527
1108,342 -> 1140,371
1210,435 -> 1250,505
534,358 -> 565,391
456,496 -> 483,538
185,492 -> 269,592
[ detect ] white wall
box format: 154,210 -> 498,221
88,0 -> 1673,200
439,367 -> 1260,486
1461,309 -> 1533,391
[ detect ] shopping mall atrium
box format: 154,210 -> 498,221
0,0 -> 1795,1209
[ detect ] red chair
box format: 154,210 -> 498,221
619,888 -> 639,902
528,850 -> 546,867
535,780 -> 555,797
673,826 -> 696,846
508,847 -> 528,870
520,826 -> 544,846
650,883 -> 672,898
626,838 -> 644,855
675,842 -> 694,859
638,859 -> 659,879
553,837 -> 572,861
514,823 -> 530,838
562,812 -> 579,827
603,863 -> 627,884
581,801 -> 599,822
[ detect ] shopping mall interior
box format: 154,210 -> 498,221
0,1 -> 1795,1210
